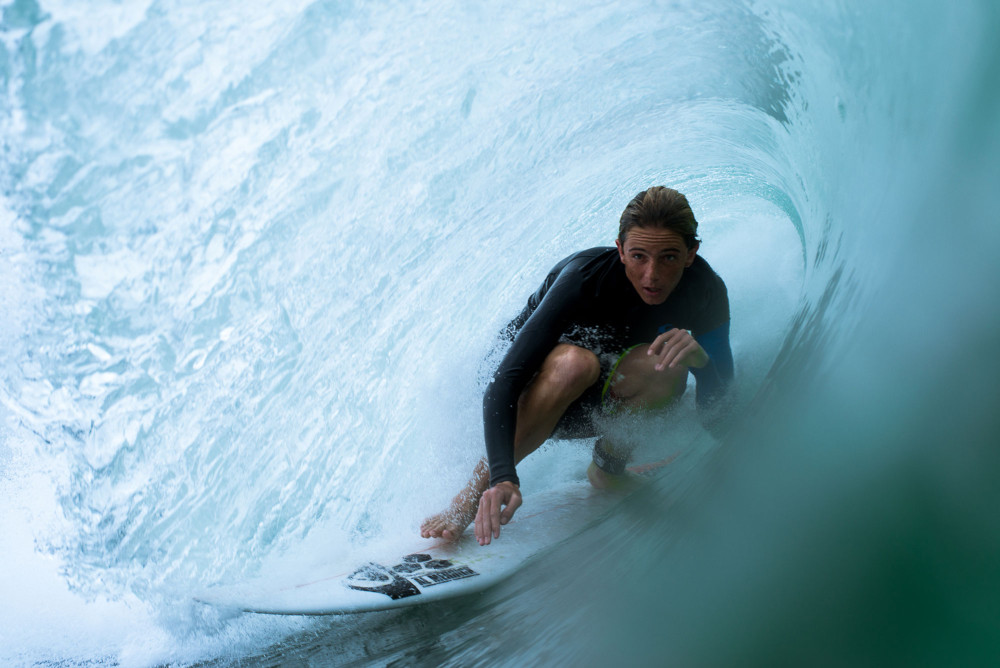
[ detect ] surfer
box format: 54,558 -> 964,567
421,186 -> 734,546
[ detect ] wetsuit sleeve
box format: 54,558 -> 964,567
484,266 -> 584,488
691,321 -> 734,409
690,270 -> 733,431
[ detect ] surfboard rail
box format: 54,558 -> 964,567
196,457 -> 674,615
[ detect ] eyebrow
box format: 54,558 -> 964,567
628,244 -> 684,254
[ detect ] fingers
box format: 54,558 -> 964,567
499,491 -> 522,526
474,487 -> 498,545
486,490 -> 500,545
648,328 -> 697,370
474,497 -> 487,544
662,339 -> 700,370
473,483 -> 521,546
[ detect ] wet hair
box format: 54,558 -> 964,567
618,186 -> 700,249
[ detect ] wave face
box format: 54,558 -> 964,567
2,0 -> 998,664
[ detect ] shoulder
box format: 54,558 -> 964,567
530,247 -> 620,308
561,247 -> 622,293
683,255 -> 730,328
554,246 -> 617,270
687,255 -> 728,295
543,247 -> 619,286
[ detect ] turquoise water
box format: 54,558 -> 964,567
2,0 -> 998,665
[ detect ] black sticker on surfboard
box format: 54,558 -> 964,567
346,553 -> 478,599
345,563 -> 421,600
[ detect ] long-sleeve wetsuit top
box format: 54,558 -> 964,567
485,247 -> 734,487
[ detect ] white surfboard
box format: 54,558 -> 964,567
197,460 -> 671,615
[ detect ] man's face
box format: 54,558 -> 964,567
616,226 -> 697,305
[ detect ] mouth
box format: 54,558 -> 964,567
642,286 -> 663,301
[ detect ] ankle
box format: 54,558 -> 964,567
592,437 -> 629,475
587,462 -> 613,489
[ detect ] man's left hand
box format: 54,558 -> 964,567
648,328 -> 708,371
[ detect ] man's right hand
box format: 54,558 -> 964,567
474,481 -> 521,546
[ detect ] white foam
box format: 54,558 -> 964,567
0,416 -> 165,666
36,0 -> 153,55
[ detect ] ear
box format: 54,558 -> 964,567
684,243 -> 699,268
615,238 -> 626,263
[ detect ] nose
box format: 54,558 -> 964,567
644,260 -> 663,284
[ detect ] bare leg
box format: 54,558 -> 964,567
421,344 -> 600,540
605,343 -> 689,410
588,343 -> 689,488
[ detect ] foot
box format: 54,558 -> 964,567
420,489 -> 480,541
587,461 -> 640,492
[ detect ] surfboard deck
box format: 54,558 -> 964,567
196,458 -> 672,615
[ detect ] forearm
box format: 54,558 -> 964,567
692,321 -> 734,418
483,378 -> 520,487
481,264 -> 581,488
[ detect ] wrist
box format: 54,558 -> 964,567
690,348 -> 710,369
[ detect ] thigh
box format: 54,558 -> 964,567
605,343 -> 689,409
550,380 -> 603,439
549,347 -> 624,440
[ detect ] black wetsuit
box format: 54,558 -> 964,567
485,247 -> 734,487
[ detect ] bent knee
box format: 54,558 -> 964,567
624,344 -> 688,379
610,344 -> 689,402
545,344 -> 601,390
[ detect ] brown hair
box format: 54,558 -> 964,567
618,186 -> 700,249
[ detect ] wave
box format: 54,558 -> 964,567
1,0 -> 998,664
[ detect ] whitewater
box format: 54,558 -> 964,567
2,0 -> 998,665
